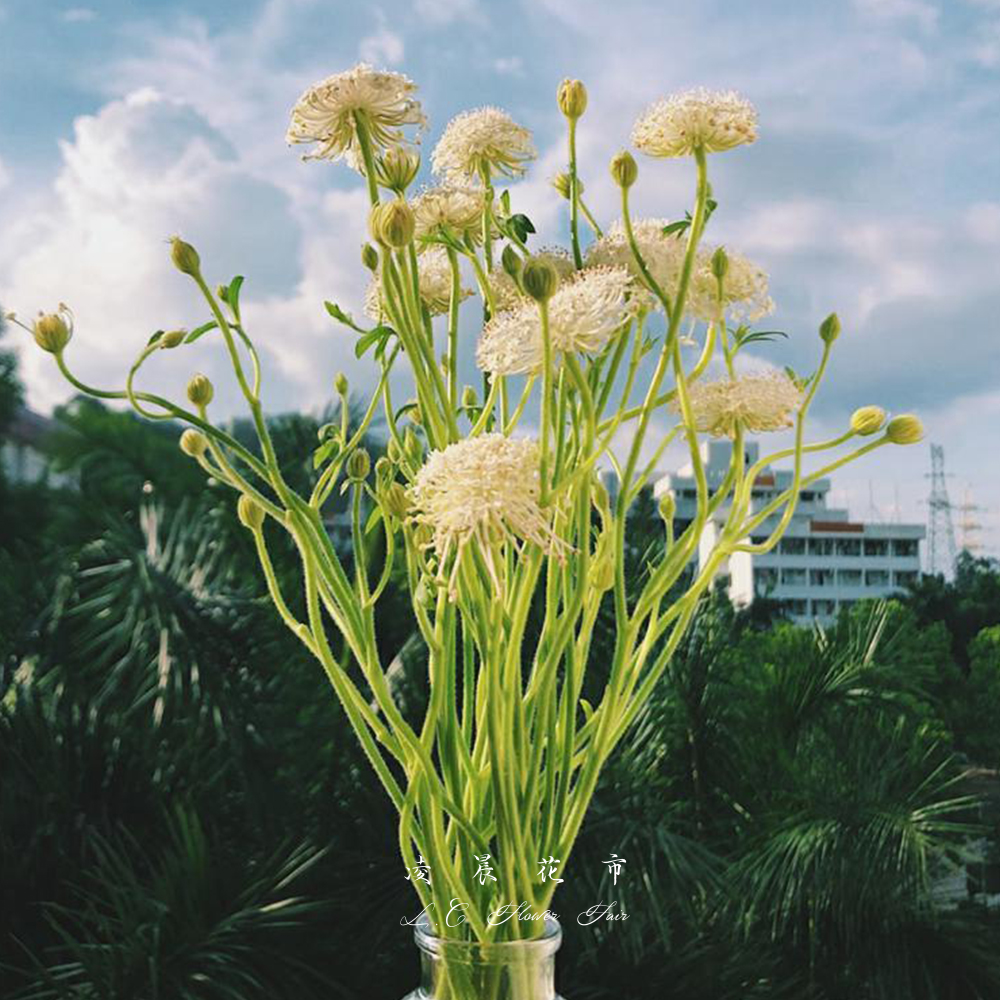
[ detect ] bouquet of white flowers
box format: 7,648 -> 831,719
15,64 -> 923,1000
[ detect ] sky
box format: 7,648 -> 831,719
0,0 -> 998,560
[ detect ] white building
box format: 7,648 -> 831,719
653,440 -> 925,624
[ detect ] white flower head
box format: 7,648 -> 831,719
477,266 -> 633,377
412,184 -> 484,241
632,89 -> 758,158
675,372 -> 802,438
586,218 -> 684,304
287,63 -> 426,170
686,246 -> 774,323
408,433 -> 556,595
366,246 -> 472,319
431,107 -> 536,185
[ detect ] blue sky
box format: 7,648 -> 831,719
1,0 -> 998,557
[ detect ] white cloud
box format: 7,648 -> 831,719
414,0 -> 481,26
493,56 -> 524,76
0,154 -> 9,192
62,7 -> 97,22
359,12 -> 405,65
853,0 -> 939,33
0,89 -> 374,417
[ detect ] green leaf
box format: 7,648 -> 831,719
354,325 -> 395,360
146,330 -> 165,347
227,275 -> 245,320
184,321 -> 219,344
508,213 -> 536,243
662,220 -> 689,237
365,505 -> 384,537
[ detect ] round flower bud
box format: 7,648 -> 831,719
186,373 -> 214,408
334,372 -> 349,396
819,312 -> 841,345
381,481 -> 410,520
590,549 -> 615,591
160,329 -> 187,349
885,414 -> 924,445
361,242 -> 379,272
403,427 -> 423,464
237,494 -> 266,531
170,237 -> 201,277
658,491 -> 676,523
557,78 -> 588,120
347,447 -> 371,481
522,256 -> 560,303
609,150 -> 638,189
552,172 -> 574,200
375,147 -> 420,193
374,199 -> 416,249
501,244 -> 523,280
32,311 -> 72,354
710,246 -> 729,283
387,436 -> 403,464
179,429 -> 208,458
850,406 -> 886,436
461,385 -> 479,409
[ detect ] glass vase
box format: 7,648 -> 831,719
402,914 -> 566,1000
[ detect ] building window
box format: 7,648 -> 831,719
808,538 -> 834,556
780,537 -> 806,555
681,489 -> 697,500
837,569 -> 863,587
782,598 -> 808,616
835,539 -> 861,557
800,490 -> 815,501
750,535 -> 769,546
781,567 -> 807,586
893,570 -> 918,587
810,568 -> 835,587
754,567 -> 778,589
865,569 -> 890,587
864,539 -> 888,557
812,599 -> 837,617
892,539 -> 918,558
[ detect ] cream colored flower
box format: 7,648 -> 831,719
408,433 -> 555,593
286,63 -> 425,170
487,248 -> 575,313
366,246 -> 472,319
632,89 -> 758,158
477,266 -> 633,376
431,107 -> 536,185
686,246 -> 774,323
675,373 -> 802,437
586,218 -> 684,300
412,184 -> 484,241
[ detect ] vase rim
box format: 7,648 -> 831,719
413,913 -> 562,959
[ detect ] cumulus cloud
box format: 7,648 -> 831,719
0,89 -> 372,417
0,154 -> 9,192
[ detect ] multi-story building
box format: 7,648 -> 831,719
653,439 -> 925,624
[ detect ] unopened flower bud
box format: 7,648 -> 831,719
170,237 -> 201,277
237,494 -> 266,531
501,244 -> 523,279
347,447 -> 371,481
32,309 -> 73,353
658,491 -> 676,523
610,150 -> 638,189
375,147 -> 420,193
522,256 -> 560,303
592,479 -> 611,517
403,427 -> 423,464
819,312 -> 841,345
590,550 -> 615,591
711,247 -> 729,283
334,372 -> 349,396
381,481 -> 410,520
461,385 -> 478,409
387,436 -> 403,464
372,199 -> 416,249
850,406 -> 886,436
179,429 -> 208,458
160,329 -> 187,349
557,78 -> 588,120
186,373 -> 214,408
885,414 -> 924,445
551,172 -> 575,200
361,243 -> 379,272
